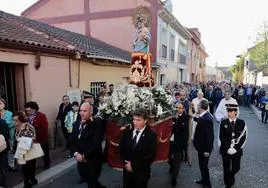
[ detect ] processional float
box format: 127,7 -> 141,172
105,6 -> 174,169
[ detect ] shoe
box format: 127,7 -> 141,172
203,184 -> 212,188
30,178 -> 38,186
67,154 -> 73,159
8,166 -> 18,172
171,179 -> 177,187
23,181 -> 32,188
195,180 -> 204,185
43,164 -> 50,170
97,182 -> 106,188
78,178 -> 85,184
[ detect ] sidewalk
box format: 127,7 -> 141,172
12,158 -> 76,188
250,104 -> 262,120
8,146 -> 72,188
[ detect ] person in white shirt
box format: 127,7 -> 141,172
215,89 -> 238,146
191,90 -> 209,139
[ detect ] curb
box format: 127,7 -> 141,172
250,104 -> 262,120
12,158 -> 76,188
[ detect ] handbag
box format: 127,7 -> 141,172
25,143 -> 44,161
0,134 -> 7,153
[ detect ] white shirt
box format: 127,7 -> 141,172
199,110 -> 207,118
132,126 -> 146,144
215,97 -> 238,122
229,118 -> 237,124
192,97 -> 210,114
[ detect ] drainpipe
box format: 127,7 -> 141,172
69,58 -> 72,87
78,59 -> 81,88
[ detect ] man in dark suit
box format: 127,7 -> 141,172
193,100 -> 214,188
120,108 -> 157,188
73,102 -> 106,188
56,95 -> 72,149
204,85 -> 214,114
219,103 -> 247,188
169,102 -> 189,186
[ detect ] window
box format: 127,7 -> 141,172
90,82 -> 106,97
162,45 -> 167,58
179,54 -> 186,64
170,49 -> 175,61
169,34 -> 175,61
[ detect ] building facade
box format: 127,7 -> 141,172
157,6 -> 191,85
22,0 -> 196,85
187,28 -> 201,83
0,10 -> 147,146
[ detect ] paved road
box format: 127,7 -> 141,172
41,107 -> 268,188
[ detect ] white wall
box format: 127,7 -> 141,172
157,16 -> 188,83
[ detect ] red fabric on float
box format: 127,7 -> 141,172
106,117 -> 173,169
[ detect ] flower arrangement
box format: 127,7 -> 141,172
99,84 -> 175,125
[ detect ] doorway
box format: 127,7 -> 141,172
0,62 -> 25,112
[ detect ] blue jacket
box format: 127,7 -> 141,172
1,110 -> 15,144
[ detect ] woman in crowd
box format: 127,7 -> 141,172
260,91 -> 268,124
24,101 -> 51,169
13,111 -> 38,188
0,98 -> 16,170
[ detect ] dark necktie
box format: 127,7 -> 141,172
231,121 -> 235,131
132,130 -> 140,149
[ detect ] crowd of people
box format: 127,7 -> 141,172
0,80 -> 264,188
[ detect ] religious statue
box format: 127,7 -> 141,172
130,6 -> 154,87
133,17 -> 151,53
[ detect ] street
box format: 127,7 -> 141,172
41,107 -> 268,188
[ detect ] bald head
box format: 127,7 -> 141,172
80,102 -> 93,121
197,90 -> 204,99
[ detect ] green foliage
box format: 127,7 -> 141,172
250,41 -> 268,69
230,57 -> 244,83
250,22 -> 268,69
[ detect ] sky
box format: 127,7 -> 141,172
1,0 -> 268,67
173,0 -> 268,67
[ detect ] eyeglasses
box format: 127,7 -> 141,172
227,108 -> 237,112
177,107 -> 183,109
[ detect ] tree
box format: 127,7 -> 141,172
250,21 -> 268,69
229,56 -> 244,83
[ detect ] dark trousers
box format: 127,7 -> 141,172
40,142 -> 51,166
61,122 -> 69,148
245,95 -> 251,107
170,151 -> 183,180
77,161 -> 102,188
261,110 -> 268,123
222,153 -> 241,186
237,96 -> 244,106
0,154 -> 7,188
197,151 -> 211,186
68,133 -> 74,155
209,102 -> 214,115
123,171 -> 149,188
23,159 -> 36,185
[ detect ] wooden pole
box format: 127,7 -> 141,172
187,102 -> 193,166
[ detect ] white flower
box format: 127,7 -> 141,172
156,104 -> 163,117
